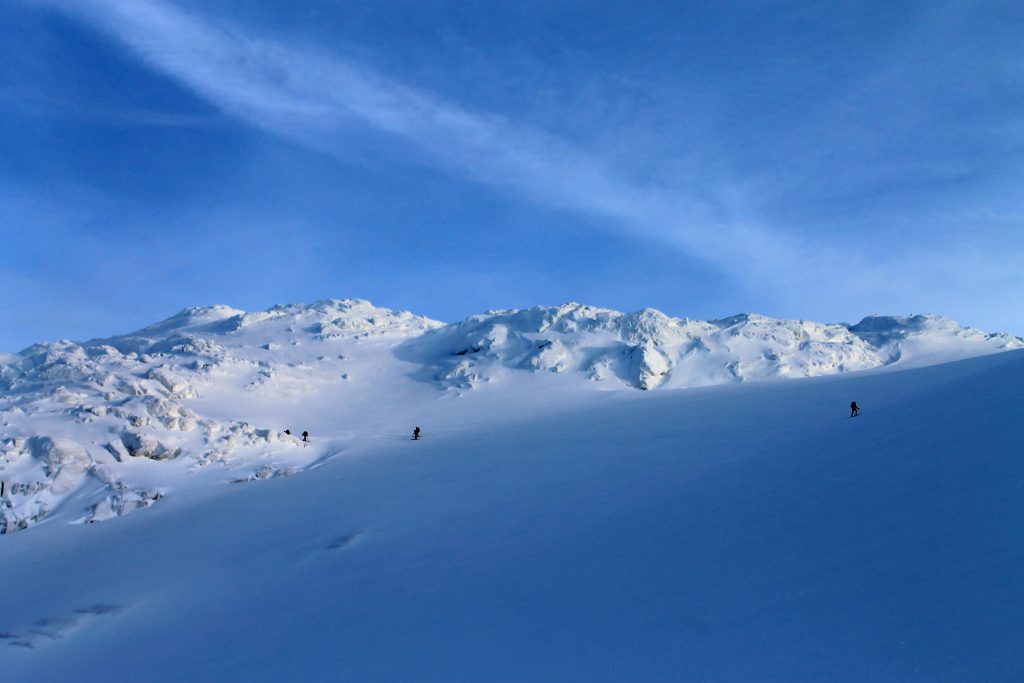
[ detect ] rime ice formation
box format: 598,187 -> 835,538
0,298 -> 1020,533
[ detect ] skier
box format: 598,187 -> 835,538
850,401 -> 860,417
302,430 -> 309,442
412,426 -> 421,441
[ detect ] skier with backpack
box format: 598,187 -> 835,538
850,401 -> 860,417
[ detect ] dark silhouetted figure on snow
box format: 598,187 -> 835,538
850,401 -> 860,417
302,430 -> 309,442
412,426 -> 421,440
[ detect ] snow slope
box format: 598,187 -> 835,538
1,299 -> 1019,535
0,300 -> 443,533
1,342 -> 1022,681
2,301 -> 1024,679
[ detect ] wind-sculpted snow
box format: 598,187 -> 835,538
401,304 -> 1023,390
0,298 -> 1020,534
0,299 -> 442,534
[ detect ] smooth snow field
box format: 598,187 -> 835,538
2,346 -> 1022,681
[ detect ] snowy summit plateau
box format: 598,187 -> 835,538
1,298 -> 1020,534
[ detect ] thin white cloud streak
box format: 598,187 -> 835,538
34,0 -> 1024,335
38,0 -> 808,275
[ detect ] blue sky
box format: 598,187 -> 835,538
1,0 -> 1022,350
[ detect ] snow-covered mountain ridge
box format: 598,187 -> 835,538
1,298 -> 1020,534
403,303 -> 1021,389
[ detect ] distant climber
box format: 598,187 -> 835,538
850,401 -> 860,417
302,430 -> 309,442
1,480 -> 4,497
284,429 -> 291,436
412,426 -> 421,441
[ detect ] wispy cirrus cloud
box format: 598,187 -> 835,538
37,0 -> 802,274
29,0 -> 1024,336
